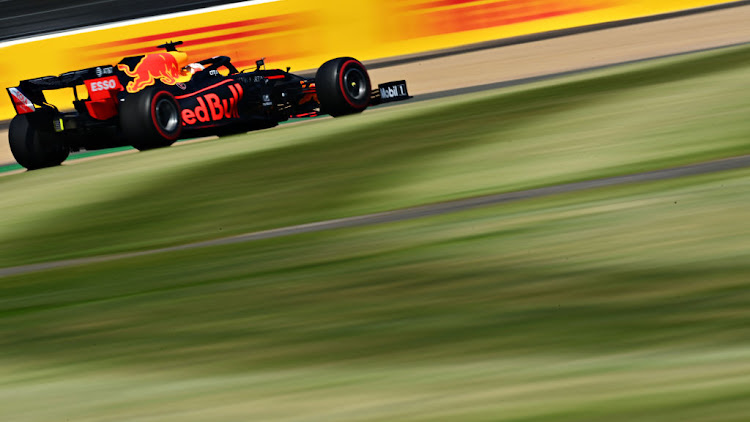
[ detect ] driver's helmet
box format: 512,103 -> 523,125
183,62 -> 205,74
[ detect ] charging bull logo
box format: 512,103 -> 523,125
117,53 -> 180,93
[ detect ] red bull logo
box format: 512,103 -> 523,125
117,53 -> 181,93
181,83 -> 244,126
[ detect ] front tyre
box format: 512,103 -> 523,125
119,88 -> 182,151
316,57 -> 371,117
8,114 -> 69,170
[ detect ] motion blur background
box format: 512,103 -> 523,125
0,0 -> 251,40
0,0 -> 734,120
3,1 -> 750,421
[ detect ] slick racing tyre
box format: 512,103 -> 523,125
120,87 -> 182,151
316,57 -> 371,117
9,114 -> 70,170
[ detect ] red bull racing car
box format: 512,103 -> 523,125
6,41 -> 410,170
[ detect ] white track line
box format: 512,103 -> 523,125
0,0 -> 280,49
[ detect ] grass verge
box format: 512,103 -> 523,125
1,44 -> 750,268
2,43 -> 750,421
2,167 -> 750,421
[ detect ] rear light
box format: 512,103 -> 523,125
8,87 -> 35,114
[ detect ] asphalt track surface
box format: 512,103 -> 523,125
3,5 -> 750,276
2,38 -> 750,171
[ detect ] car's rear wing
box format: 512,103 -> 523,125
6,65 -> 116,115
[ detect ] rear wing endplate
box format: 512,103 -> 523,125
7,87 -> 36,114
6,65 -> 116,114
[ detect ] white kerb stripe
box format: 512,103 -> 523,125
0,0 -> 281,49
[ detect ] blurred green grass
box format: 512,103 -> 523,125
1,44 -> 750,267
2,167 -> 750,421
2,42 -> 750,422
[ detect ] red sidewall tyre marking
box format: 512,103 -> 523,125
150,91 -> 181,141
338,60 -> 369,110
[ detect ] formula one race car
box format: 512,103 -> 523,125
6,41 -> 410,170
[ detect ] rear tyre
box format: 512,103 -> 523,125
315,57 -> 371,117
119,87 -> 182,151
8,114 -> 69,170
